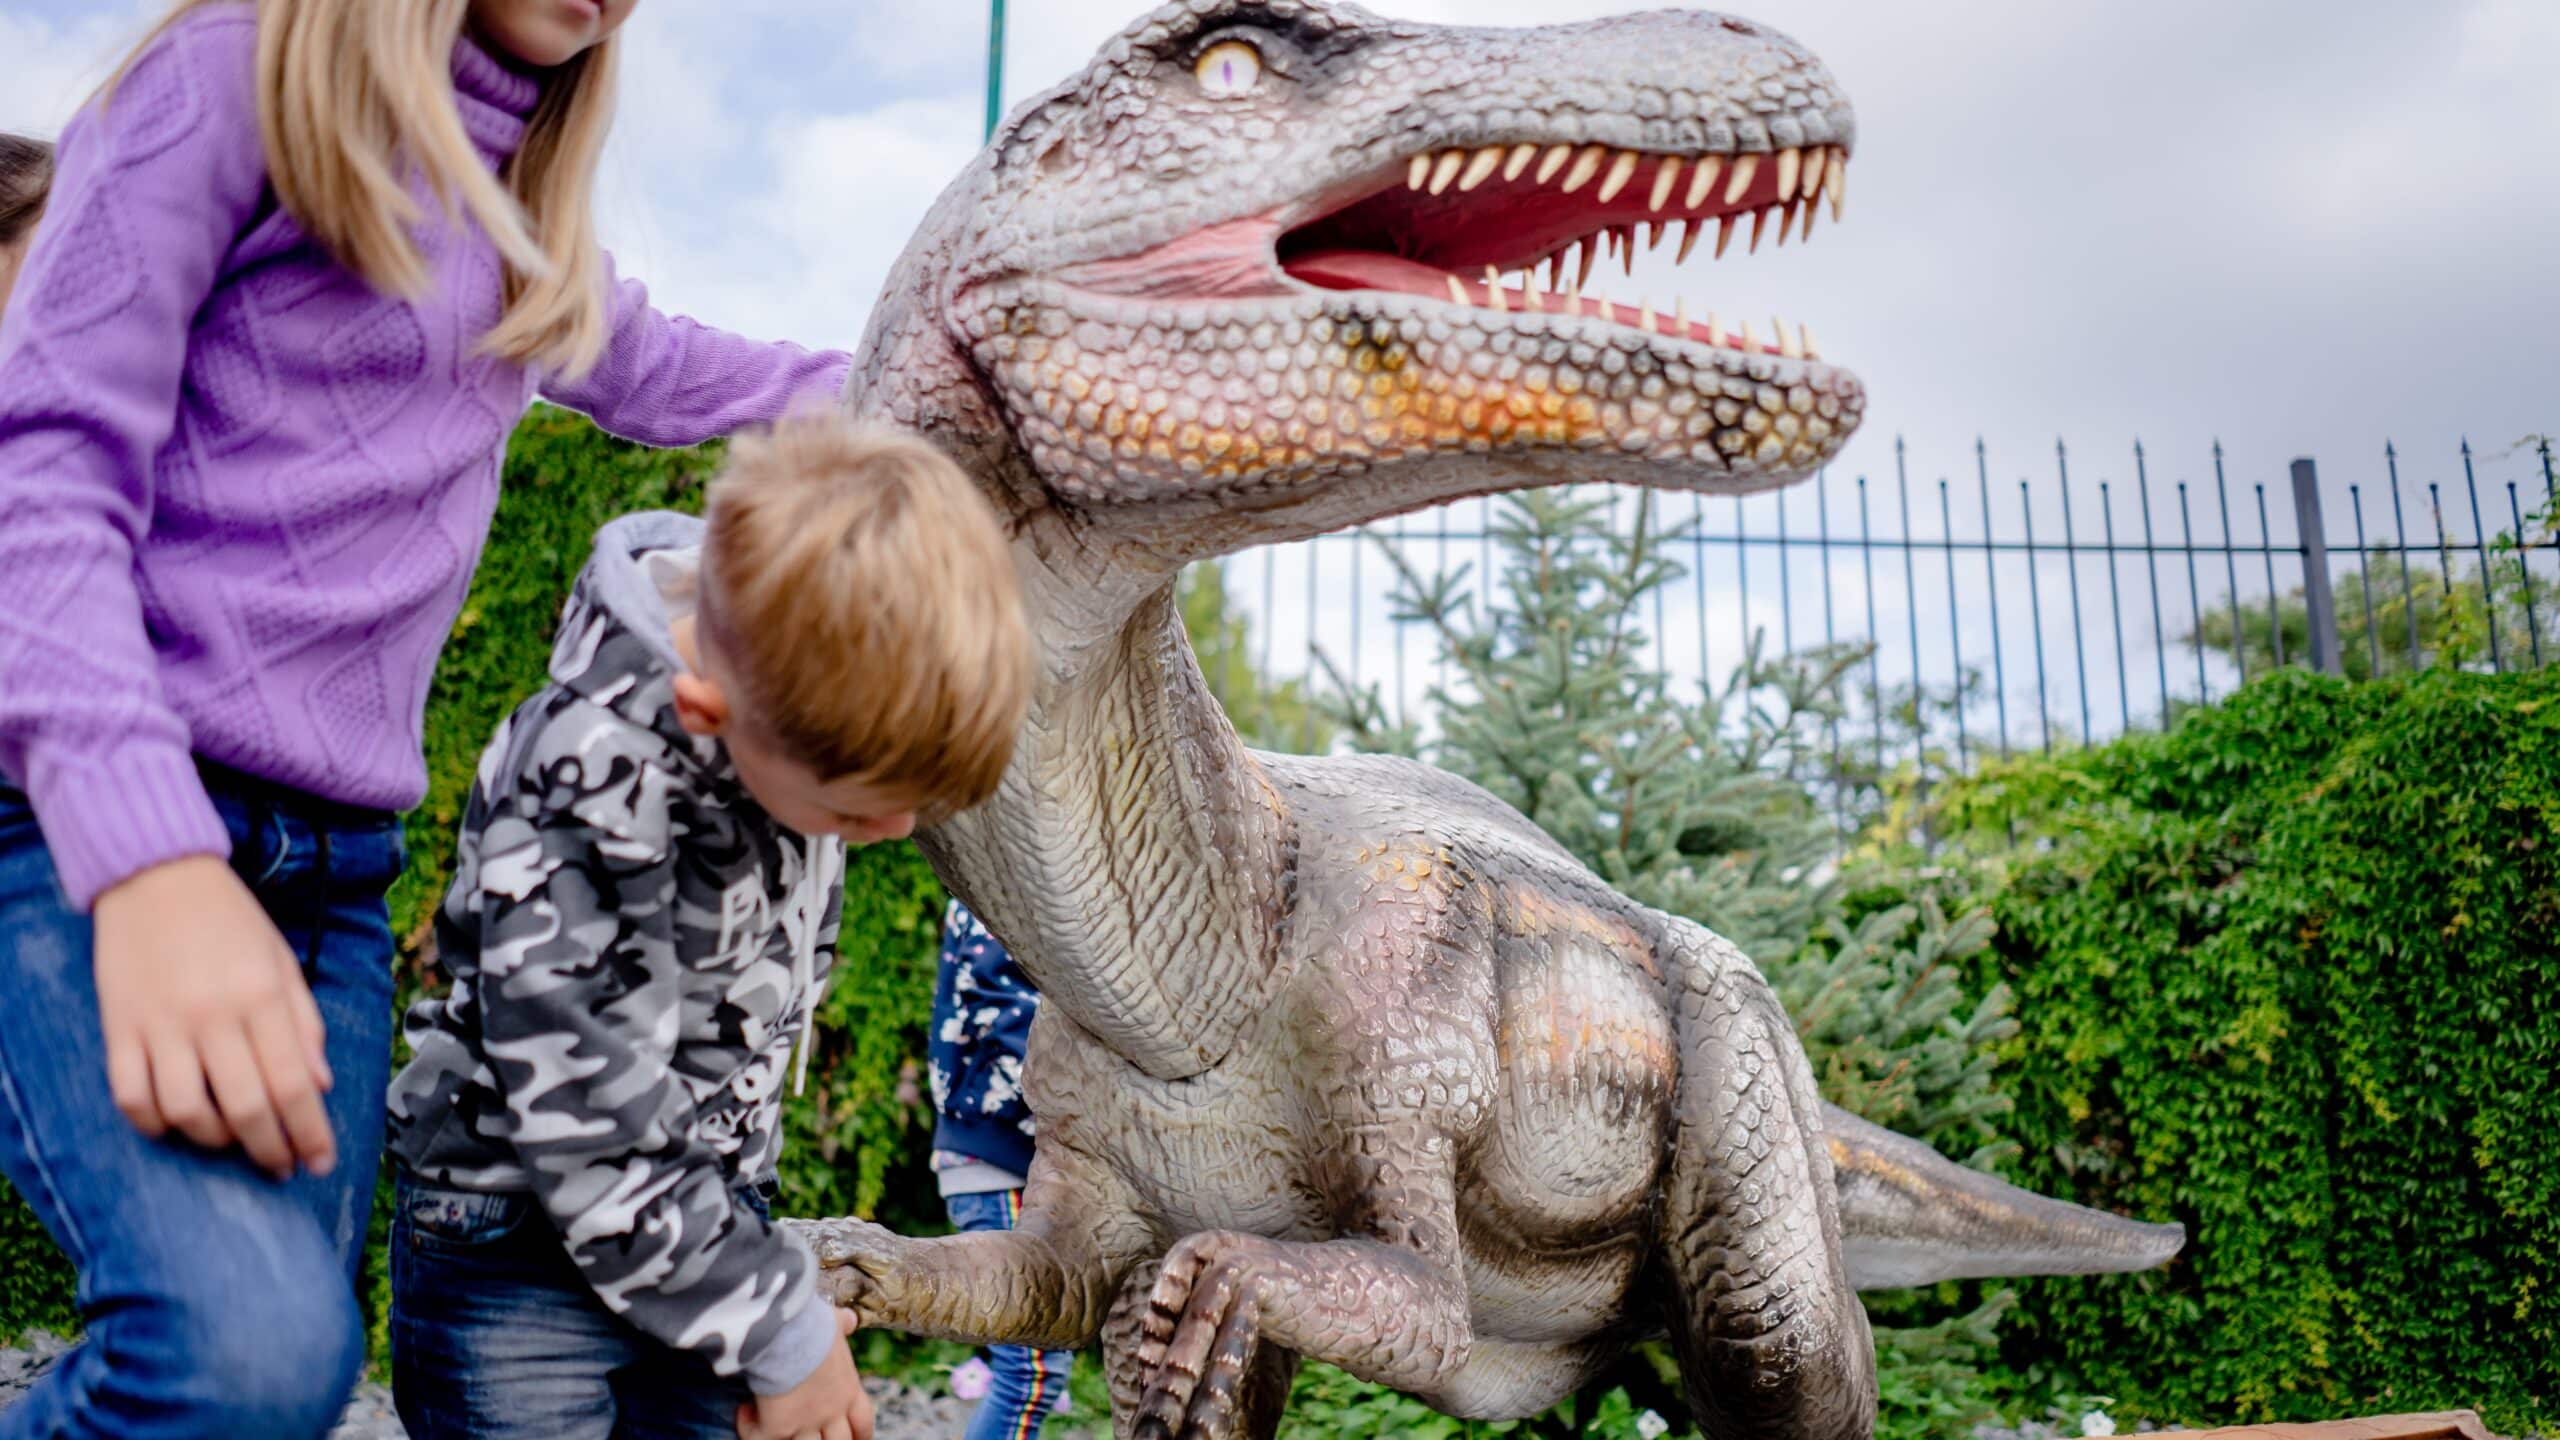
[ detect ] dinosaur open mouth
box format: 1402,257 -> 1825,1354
1276,142 -> 1845,361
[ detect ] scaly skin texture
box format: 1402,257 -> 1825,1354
786,5 -> 2184,1437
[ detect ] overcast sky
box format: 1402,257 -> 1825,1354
5,0 -> 2554,734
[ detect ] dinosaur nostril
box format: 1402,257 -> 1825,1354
1719,17 -> 1760,35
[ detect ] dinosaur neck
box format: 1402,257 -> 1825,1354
921,575 -> 1295,1080
850,248 -> 1290,1078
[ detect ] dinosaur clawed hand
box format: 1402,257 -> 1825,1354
781,1215 -> 904,1327
1130,1232 -> 1270,1440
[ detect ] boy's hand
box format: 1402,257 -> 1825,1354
738,1309 -> 873,1440
92,855 -> 337,1180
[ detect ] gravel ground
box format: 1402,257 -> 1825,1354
0,1330 -> 1059,1440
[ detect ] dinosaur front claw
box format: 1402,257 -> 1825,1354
1132,1233 -> 1269,1440
781,1215 -> 903,1324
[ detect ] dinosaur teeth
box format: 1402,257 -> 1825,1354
1828,157 -> 1848,220
1446,275 -> 1469,306
1561,145 -> 1605,194
1775,146 -> 1802,204
1535,143 -> 1572,184
1428,150 -> 1464,195
1575,238 -> 1595,291
1619,226 -> 1635,276
1675,296 -> 1690,336
1485,265 -> 1506,311
1799,322 -> 1819,360
1776,198 -> 1801,246
1801,147 -> 1830,208
1705,311 -> 1725,347
1749,206 -> 1770,253
1737,317 -> 1754,352
1648,155 -> 1682,212
1503,143 -> 1537,182
1597,149 -> 1640,203
1724,151 -> 1760,205
1676,218 -> 1701,264
1459,146 -> 1504,192
1637,299 -> 1656,334
1777,314 -> 1800,357
1644,220 -> 1665,252
1408,154 -> 1429,190
1715,214 -> 1737,259
1685,155 -> 1722,210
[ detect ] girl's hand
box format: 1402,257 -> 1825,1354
91,855 -> 337,1180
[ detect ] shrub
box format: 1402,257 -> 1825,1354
1948,666 -> 2558,1431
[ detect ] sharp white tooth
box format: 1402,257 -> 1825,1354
1486,265 -> 1507,311
1447,275 -> 1470,306
1799,321 -> 1819,360
1775,146 -> 1802,203
1525,285 -> 1543,313
1802,194 -> 1820,241
1776,199 -> 1801,246
1408,154 -> 1430,190
1638,299 -> 1656,333
1620,227 -> 1636,276
1598,149 -> 1640,203
1715,214 -> 1738,259
1685,155 -> 1722,210
1676,218 -> 1702,264
1535,143 -> 1572,184
1706,311 -> 1725,347
1460,146 -> 1504,191
1749,206 -> 1770,253
1724,151 -> 1760,204
1429,149 -> 1465,195
1575,239 -> 1596,291
1828,158 -> 1847,221
1562,145 -> 1605,194
1648,155 -> 1682,212
1675,296 -> 1690,335
1504,143 -> 1537,182
1738,317 -> 1754,352
1802,147 -> 1830,206
1777,315 -> 1801,358
1645,221 -> 1665,251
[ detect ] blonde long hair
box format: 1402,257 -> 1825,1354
117,0 -> 617,376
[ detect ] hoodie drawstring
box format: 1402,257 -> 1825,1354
787,841 -> 831,1097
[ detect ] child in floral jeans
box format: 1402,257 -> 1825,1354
930,901 -> 1073,1438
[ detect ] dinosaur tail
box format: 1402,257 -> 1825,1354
1821,1104 -> 2184,1290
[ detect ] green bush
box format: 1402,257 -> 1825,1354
1947,666 -> 2558,1430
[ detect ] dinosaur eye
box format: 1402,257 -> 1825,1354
1194,40 -> 1263,98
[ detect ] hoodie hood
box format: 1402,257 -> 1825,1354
545,510 -> 724,778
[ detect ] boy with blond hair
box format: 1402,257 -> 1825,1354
384,416 -> 1031,1440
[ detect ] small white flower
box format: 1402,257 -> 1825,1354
2081,1411 -> 2118,1438
1636,1410 -> 1670,1440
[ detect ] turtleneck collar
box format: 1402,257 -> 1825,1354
451,31 -> 544,164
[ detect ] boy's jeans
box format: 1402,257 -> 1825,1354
391,1173 -> 763,1440
948,1187 -> 1074,1440
0,770 -> 401,1440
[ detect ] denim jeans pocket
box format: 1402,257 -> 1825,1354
401,1183 -> 538,1253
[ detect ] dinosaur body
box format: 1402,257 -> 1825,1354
785,4 -> 2184,1436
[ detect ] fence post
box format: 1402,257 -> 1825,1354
2291,458 -> 2344,675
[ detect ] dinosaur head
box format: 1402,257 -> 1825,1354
889,0 -> 1861,556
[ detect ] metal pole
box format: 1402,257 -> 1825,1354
2387,444 -> 2420,667
1980,448 -> 2012,758
2349,486 -> 2380,678
2179,482 -> 2209,706
1939,480 -> 1972,767
1895,445 -> 1925,778
2510,483 -> 2542,669
2021,480 -> 2052,753
983,0 -> 1007,140
2255,485 -> 2285,670
2136,442 -> 2171,726
2290,459 -> 2342,675
2056,440 -> 2093,741
2212,442 -> 2246,681
2100,480 -> 2132,732
1858,477 -> 1883,794
2461,441 -> 2502,673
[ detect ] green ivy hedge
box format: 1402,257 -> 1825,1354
1952,666 -> 2557,1431
2,408 -> 953,1347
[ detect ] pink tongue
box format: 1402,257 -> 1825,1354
1280,249 -> 1455,296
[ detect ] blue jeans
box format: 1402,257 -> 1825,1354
391,1174 -> 762,1440
948,1187 -> 1073,1440
0,768 -> 402,1439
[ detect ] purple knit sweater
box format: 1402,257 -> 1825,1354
0,8 -> 853,909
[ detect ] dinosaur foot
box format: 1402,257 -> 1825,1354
1130,1234 -> 1269,1440
780,1215 -> 900,1326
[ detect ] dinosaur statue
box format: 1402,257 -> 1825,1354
785,3 -> 2184,1436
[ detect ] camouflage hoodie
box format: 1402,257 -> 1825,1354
387,510 -> 846,1395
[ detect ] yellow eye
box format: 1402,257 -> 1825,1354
1195,40 -> 1263,98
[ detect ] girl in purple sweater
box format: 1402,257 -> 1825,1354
0,3 -> 859,1436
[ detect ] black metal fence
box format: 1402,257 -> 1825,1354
1219,432 -> 2558,779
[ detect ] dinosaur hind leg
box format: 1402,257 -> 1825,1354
1102,1257 -> 1298,1440
1661,926 -> 1876,1440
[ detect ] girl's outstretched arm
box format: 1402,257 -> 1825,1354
537,259 -> 853,448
